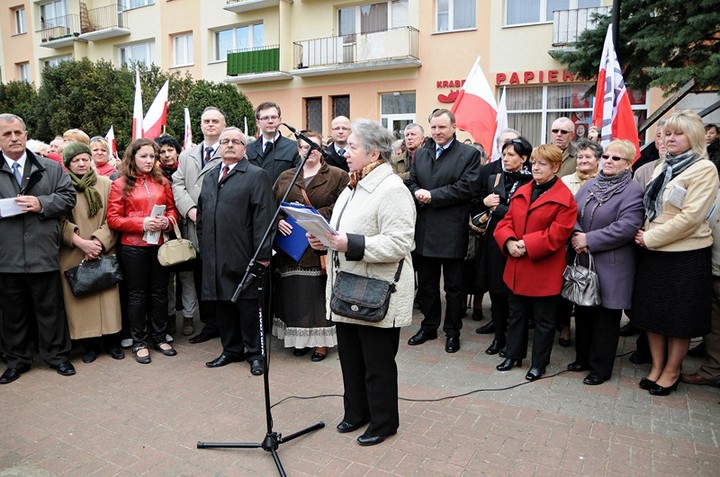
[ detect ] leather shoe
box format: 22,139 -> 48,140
153,343 -> 177,357
189,330 -> 219,344
336,420 -> 368,434
107,346 -> 125,360
681,373 -> 719,387
250,359 -> 264,376
496,358 -> 522,371
445,336 -> 460,353
82,349 -> 97,363
629,351 -> 650,365
639,377 -> 656,390
407,329 -> 437,346
558,337 -> 571,348
293,347 -> 310,356
0,364 -> 31,384
55,361 -> 76,376
566,361 -> 589,372
619,322 -> 640,337
475,321 -> 495,334
206,354 -> 240,368
357,432 -> 395,447
525,367 -> 544,381
583,373 -> 606,386
688,342 -> 705,358
485,339 -> 504,355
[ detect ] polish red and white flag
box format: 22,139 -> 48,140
183,107 -> 192,151
451,57 -> 498,155
143,80 -> 169,140
104,126 -> 117,158
592,24 -> 640,159
131,69 -> 143,141
490,87 -> 508,162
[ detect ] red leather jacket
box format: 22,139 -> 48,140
107,174 -> 179,247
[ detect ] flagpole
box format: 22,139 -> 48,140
612,0 -> 621,46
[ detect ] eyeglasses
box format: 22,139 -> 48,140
551,129 -> 572,135
219,138 -> 245,146
601,154 -> 626,162
257,115 -> 279,122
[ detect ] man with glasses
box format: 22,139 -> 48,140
550,117 -> 578,177
325,115 -> 351,172
246,101 -> 301,184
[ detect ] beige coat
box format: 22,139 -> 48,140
326,163 -> 416,328
59,175 -> 121,339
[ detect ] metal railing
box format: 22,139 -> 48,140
293,26 -> 419,69
226,45 -> 280,75
552,6 -> 611,46
83,3 -> 128,33
38,13 -> 81,43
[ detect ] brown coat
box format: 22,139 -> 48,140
273,162 -> 349,268
59,175 -> 122,339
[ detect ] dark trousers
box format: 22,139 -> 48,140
122,245 -> 169,347
490,291 -> 510,343
574,305 -> 622,379
0,272 -> 70,368
507,293 -> 557,370
415,255 -> 465,337
193,257 -> 218,334
336,322 -> 400,437
215,299 -> 260,361
556,296 -> 573,330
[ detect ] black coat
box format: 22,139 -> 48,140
197,160 -> 275,301
406,139 -> 481,259
246,135 -> 301,185
324,143 -> 349,172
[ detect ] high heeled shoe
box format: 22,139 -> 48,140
648,377 -> 681,396
485,339 -> 505,355
496,358 -> 522,371
525,367 -> 545,381
638,377 -> 656,390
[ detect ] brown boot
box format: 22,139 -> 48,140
182,318 -> 195,336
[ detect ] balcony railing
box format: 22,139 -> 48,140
80,4 -> 130,41
227,45 -> 280,76
224,0 -> 280,13
552,6 -> 611,47
293,26 -> 419,69
38,13 -> 82,45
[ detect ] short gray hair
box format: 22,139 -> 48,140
351,119 -> 395,163
575,139 -> 603,159
0,113 -> 26,130
404,123 -> 424,135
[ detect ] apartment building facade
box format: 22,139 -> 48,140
1,0 -> 663,145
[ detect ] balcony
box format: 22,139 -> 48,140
291,26 -> 421,77
225,45 -> 292,84
79,4 -> 130,42
224,0 -> 280,13
551,6 -> 611,48
39,14 -> 87,48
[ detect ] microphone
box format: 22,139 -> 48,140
281,123 -> 298,133
280,123 -> 326,157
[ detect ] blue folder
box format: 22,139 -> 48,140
274,203 -> 312,262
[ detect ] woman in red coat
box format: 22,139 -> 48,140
107,138 -> 179,364
493,144 -> 577,380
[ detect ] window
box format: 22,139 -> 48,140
39,0 -> 67,29
338,0 -> 408,36
214,23 -> 264,61
305,97 -> 322,132
332,96 -> 350,119
119,41 -> 155,67
504,83 -> 648,146
17,63 -> 30,83
436,0 -> 476,32
44,55 -> 72,68
506,0 -> 600,26
173,33 -> 193,66
13,8 -> 26,35
380,92 -> 415,136
119,0 -> 155,10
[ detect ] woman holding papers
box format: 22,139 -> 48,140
272,130 -> 349,361
308,119 -> 415,446
107,138 -> 179,364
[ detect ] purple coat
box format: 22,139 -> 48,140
573,178 -> 644,309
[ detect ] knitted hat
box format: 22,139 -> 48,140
62,141 -> 91,167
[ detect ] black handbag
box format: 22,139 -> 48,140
64,254 -> 123,297
330,252 -> 404,322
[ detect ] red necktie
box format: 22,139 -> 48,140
221,165 -> 229,181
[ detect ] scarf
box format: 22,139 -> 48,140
576,169 -> 597,185
349,159 -> 384,190
504,165 -> 533,200
643,150 -> 698,222
530,176 -> 557,204
580,170 -> 632,225
95,162 -> 117,177
68,168 -> 103,218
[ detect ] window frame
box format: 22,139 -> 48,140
13,7 -> 26,35
213,23 -> 264,62
338,0 -> 409,36
119,0 -> 155,11
172,32 -> 194,67
435,0 -> 476,33
43,55 -> 72,68
505,0 -> 601,27
17,62 -> 30,83
118,41 -> 156,68
38,0 -> 67,29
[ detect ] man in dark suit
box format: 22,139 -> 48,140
246,101 -> 301,184
324,115 -> 350,172
173,106 -> 225,344
197,127 -> 275,376
406,109 -> 481,353
0,113 -> 77,384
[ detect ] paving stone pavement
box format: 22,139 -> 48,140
1,306 -> 719,476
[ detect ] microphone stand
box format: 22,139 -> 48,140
197,125 -> 327,477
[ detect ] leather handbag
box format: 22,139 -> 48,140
469,211 -> 492,235
561,253 -> 601,307
64,254 -> 123,297
330,252 -> 404,322
157,221 -> 197,267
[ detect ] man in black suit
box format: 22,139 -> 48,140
246,101 -> 301,184
324,115 -> 350,172
198,127 -> 275,376
406,109 -> 481,353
